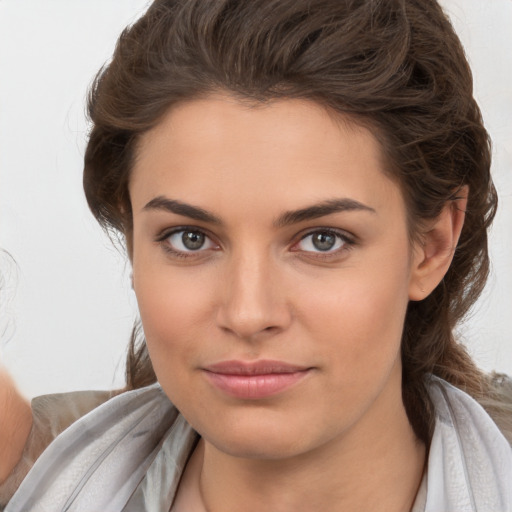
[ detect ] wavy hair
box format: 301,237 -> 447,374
83,0 -> 498,444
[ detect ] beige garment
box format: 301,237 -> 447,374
480,372 -> 512,444
0,390 -> 114,509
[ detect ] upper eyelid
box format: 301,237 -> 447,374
155,225 -> 215,242
296,227 -> 355,242
156,227 -> 219,258
291,228 -> 356,256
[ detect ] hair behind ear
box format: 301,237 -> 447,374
125,321 -> 157,390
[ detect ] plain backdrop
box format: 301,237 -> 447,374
0,0 -> 511,398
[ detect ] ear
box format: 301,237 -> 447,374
408,186 -> 468,301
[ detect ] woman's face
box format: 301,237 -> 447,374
129,95 -> 420,459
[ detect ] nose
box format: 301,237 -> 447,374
216,251 -> 292,341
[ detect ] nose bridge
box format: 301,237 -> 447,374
217,244 -> 288,339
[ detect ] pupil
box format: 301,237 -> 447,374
312,232 -> 335,251
182,231 -> 205,250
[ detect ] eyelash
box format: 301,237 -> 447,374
292,228 -> 355,259
155,226 -> 355,260
155,227 -> 219,259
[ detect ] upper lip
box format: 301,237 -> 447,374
203,360 -> 311,375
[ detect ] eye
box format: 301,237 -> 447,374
294,230 -> 351,254
161,228 -> 217,254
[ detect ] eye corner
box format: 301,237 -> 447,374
155,226 -> 220,260
290,228 -> 356,259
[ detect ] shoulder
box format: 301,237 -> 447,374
424,376 -> 512,510
31,388 -> 119,438
1,387 -> 126,509
478,372 -> 512,446
4,385 -> 189,512
427,372 -> 512,447
0,388 -> 116,508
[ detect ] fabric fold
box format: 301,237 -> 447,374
424,377 -> 512,512
5,377 -> 512,512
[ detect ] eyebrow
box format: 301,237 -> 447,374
142,196 -> 375,227
274,198 -> 376,228
143,196 -> 222,224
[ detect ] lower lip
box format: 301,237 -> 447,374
204,370 -> 311,399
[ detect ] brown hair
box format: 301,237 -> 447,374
84,0 -> 497,444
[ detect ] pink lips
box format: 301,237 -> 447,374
203,360 -> 311,399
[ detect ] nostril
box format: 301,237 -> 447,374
218,322 -> 282,340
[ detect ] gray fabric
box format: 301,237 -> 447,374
5,377 -> 512,512
5,385 -> 188,512
0,390 -> 114,509
422,378 -> 512,511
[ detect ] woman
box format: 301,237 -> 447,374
2,0 -> 512,510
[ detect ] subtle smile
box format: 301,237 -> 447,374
202,360 -> 313,399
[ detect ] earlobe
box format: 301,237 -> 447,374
408,187 -> 468,301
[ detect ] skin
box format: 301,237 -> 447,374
129,95 -> 466,511
0,366 -> 32,483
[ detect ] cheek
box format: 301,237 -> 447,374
133,262 -> 215,373
296,251 -> 412,379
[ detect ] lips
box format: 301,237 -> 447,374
202,360 -> 312,399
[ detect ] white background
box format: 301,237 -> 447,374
0,0 -> 511,398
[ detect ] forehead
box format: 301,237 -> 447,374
129,95 -> 404,220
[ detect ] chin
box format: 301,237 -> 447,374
196,410 -> 331,461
